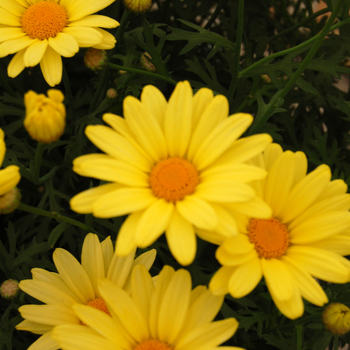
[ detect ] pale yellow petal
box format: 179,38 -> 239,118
286,245 -> 350,283
18,304 -> 79,326
164,81 -> 193,157
73,304 -> 131,349
85,125 -> 152,171
68,15 -> 119,28
62,27 -> 102,47
124,95 -> 167,161
101,236 -> 114,275
282,256 -> 328,306
91,28 -> 116,50
99,279 -> 149,342
141,84 -> 168,126
279,164 -> 331,223
176,195 -> 218,230
292,151 -> 308,187
0,7 -> 21,26
216,245 -> 256,267
67,0 -> 116,22
52,324 -> 116,350
0,36 -> 36,58
209,203 -> 238,238
226,197 -> 272,219
310,234 -> 350,255
317,178 -> 347,201
53,248 -> 95,303
149,265 -> 175,339
158,269 -> 191,344
220,234 -> 255,255
192,87 -> 214,130
73,154 -> 148,187
15,320 -> 52,335
228,256 -> 262,298
81,233 -> 105,297
0,27 -> 26,43
115,211 -> 142,256
26,332 -> 58,350
187,95 -> 228,162
195,180 -> 255,203
40,46 -> 62,86
290,211 -> 350,244
92,187 -> 157,218
261,258 -> 294,301
48,33 -> 79,57
264,150 -> 295,215
0,0 -> 26,16
70,183 -> 122,214
193,113 -> 253,170
166,209 -> 196,266
7,49 -> 26,77
135,199 -> 173,247
196,228 -> 226,245
23,39 -> 48,67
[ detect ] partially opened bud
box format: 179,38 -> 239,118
24,90 -> 66,144
124,0 -> 152,13
84,48 -> 107,72
323,303 -> 350,335
1,279 -> 20,299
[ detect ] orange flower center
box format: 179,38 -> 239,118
21,1 -> 68,40
149,157 -> 199,202
134,339 -> 173,350
86,297 -> 110,316
248,218 -> 289,259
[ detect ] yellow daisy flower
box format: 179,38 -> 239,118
0,0 -> 120,86
70,81 -> 272,266
0,128 -> 21,212
16,233 -> 156,350
52,264 -> 244,350
210,143 -> 350,319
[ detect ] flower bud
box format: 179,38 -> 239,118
123,0 -> 152,13
1,279 -> 20,299
0,187 -> 21,214
322,303 -> 350,335
24,89 -> 66,144
106,88 -> 118,99
140,52 -> 156,72
84,48 -> 107,72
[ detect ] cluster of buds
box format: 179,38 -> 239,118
322,303 -> 350,335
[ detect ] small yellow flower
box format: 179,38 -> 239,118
124,0 -> 152,13
0,0 -> 119,86
24,89 -> 66,143
52,264 -> 243,350
323,303 -> 350,335
0,129 -> 21,208
84,48 -> 107,72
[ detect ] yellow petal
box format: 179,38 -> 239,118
8,49 -> 26,77
48,33 -> 79,57
62,27 -> 102,47
40,45 -> 62,86
164,81 -> 193,157
68,15 -> 119,28
0,27 -> 26,43
67,0 -> 116,22
0,166 -> 20,196
166,209 -> 196,266
0,36 -> 36,58
23,39 -> 48,67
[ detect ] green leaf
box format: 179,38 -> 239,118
48,222 -> 71,248
167,19 -> 235,57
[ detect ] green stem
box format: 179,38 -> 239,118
18,203 -> 98,234
204,0 -> 224,30
333,336 -> 339,350
248,0 -> 348,134
33,143 -> 46,184
106,62 -> 178,86
0,65 -> 15,96
295,325 -> 303,350
239,16 -> 350,79
62,66 -> 75,119
227,0 -> 245,101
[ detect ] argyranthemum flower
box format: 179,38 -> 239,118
52,264 -> 244,350
0,128 -> 21,212
16,233 -> 156,350
24,89 -> 66,143
70,81 -> 272,265
210,143 -> 350,319
0,0 -> 120,86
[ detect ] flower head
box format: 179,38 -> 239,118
323,303 -> 350,335
70,81 -> 272,265
52,264 -> 243,350
124,0 -> 152,13
0,0 -> 119,86
210,143 -> 350,319
24,89 -> 66,143
0,129 -> 21,207
0,279 -> 20,299
16,233 -> 156,350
